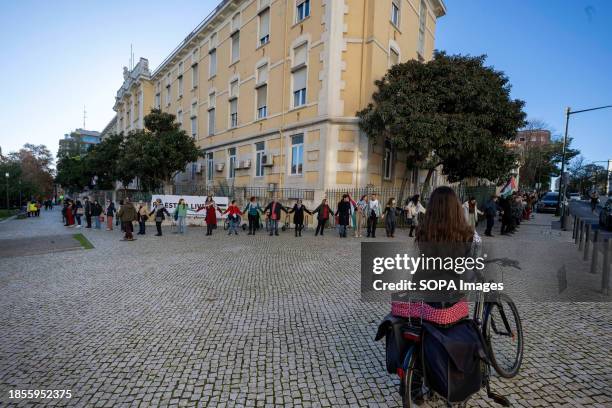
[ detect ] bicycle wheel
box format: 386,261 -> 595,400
483,294 -> 523,378
401,348 -> 425,408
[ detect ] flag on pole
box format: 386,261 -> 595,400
500,176 -> 517,197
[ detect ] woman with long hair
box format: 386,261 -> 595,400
382,197 -> 399,238
312,198 -> 334,237
405,194 -> 426,237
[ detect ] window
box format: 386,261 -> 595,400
155,92 -> 160,108
257,63 -> 268,85
230,99 -> 238,128
209,91 -> 216,108
208,108 -> 215,136
290,134 -> 304,175
257,85 -> 268,119
296,0 -> 310,22
259,8 -> 270,46
383,144 -> 392,180
293,67 -> 307,107
177,109 -> 183,126
228,147 -> 236,179
418,0 -> 427,56
178,76 -> 183,98
294,42 -> 307,67
231,32 -> 240,63
209,48 -> 217,77
207,153 -> 214,181
191,102 -> 198,139
232,13 -> 241,31
391,0 -> 400,27
165,84 -> 171,106
390,47 -> 400,66
255,141 -> 265,177
192,64 -> 199,88
230,79 -> 239,98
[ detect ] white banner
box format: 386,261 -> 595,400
151,195 -> 229,218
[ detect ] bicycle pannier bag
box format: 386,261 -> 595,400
421,321 -> 488,403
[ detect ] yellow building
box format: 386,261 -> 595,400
111,0 -> 446,202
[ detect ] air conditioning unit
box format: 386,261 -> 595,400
262,154 -> 274,167
239,160 -> 251,169
215,163 -> 225,172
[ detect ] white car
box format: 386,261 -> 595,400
569,193 -> 581,201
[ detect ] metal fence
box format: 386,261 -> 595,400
172,183 -> 315,206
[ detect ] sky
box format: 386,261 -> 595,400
0,0 -> 610,166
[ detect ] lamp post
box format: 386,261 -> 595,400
557,105 -> 612,229
4,172 -> 9,209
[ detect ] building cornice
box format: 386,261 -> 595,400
429,0 -> 447,18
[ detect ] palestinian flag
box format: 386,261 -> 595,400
500,177 -> 517,197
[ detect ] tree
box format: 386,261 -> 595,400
85,134 -> 123,190
118,109 -> 201,193
1,144 -> 55,206
357,51 -> 526,197
55,155 -> 90,192
568,156 -> 607,195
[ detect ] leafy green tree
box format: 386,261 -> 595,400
118,109 -> 201,193
85,134 -> 123,190
55,155 -> 90,193
519,137 -> 579,192
357,51 -> 526,197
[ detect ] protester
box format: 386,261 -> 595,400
117,200 -> 124,230
354,195 -> 368,238
223,200 -> 242,236
198,197 -> 223,236
264,199 -> 288,236
117,198 -> 137,241
382,197 -> 399,238
366,193 -> 382,238
61,201 -> 67,225
92,200 -> 103,229
27,200 -> 37,217
74,199 -> 84,228
499,195 -> 513,235
288,199 -> 311,237
150,199 -> 170,237
65,200 -> 75,227
590,191 -> 599,213
175,198 -> 189,234
243,196 -> 263,235
313,198 -> 334,237
462,196 -> 483,230
483,195 -> 498,237
405,194 -> 426,237
105,200 -> 116,231
137,201 -> 149,235
335,195 -> 352,238
83,197 -> 92,228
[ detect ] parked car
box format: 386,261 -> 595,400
569,193 -> 581,201
536,192 -> 562,213
599,198 -> 612,231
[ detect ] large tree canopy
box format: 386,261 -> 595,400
358,51 -> 527,191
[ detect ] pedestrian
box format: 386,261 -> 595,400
117,199 -> 123,230
405,194 -> 426,237
354,195 -> 368,238
117,198 -> 138,241
264,198 -> 288,236
83,197 -> 92,228
175,198 -> 189,234
74,199 -> 84,228
462,196 -> 483,230
243,196 -> 263,235
65,200 -> 75,227
223,200 -> 242,236
590,191 -> 599,213
336,194 -> 352,238
288,199 -> 312,237
197,197 -> 223,236
499,195 -> 513,235
382,197 -> 399,238
312,198 -> 334,237
149,199 -> 170,236
92,200 -> 103,229
61,201 -> 67,225
366,193 -> 382,238
105,200 -> 116,231
27,200 -> 37,217
137,201 -> 149,235
483,195 -> 498,237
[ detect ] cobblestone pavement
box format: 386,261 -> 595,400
0,211 -> 610,407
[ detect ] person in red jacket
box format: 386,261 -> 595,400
197,197 -> 223,236
223,200 -> 242,235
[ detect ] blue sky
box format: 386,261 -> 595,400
0,0 -> 610,165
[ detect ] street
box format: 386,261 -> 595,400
569,200 -> 611,241
0,210 -> 610,407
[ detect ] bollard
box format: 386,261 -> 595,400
574,218 -> 581,244
572,216 -> 578,239
583,224 -> 591,261
590,230 -> 599,274
602,239 -> 611,296
578,220 -> 585,250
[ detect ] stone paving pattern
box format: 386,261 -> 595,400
0,210 -> 610,407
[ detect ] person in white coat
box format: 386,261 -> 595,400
404,194 -> 426,237
462,196 -> 483,230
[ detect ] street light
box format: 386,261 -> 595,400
557,105 -> 612,229
4,172 -> 9,209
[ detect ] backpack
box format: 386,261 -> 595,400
421,320 -> 488,403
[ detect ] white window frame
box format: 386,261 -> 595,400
418,0 -> 427,56
209,48 -> 217,77
231,31 -> 240,64
191,63 -> 199,89
229,99 -> 238,128
177,109 -> 183,126
228,147 -> 236,179
207,152 -> 214,182
155,92 -> 161,109
258,7 -> 270,46
383,146 -> 392,180
178,75 -> 183,98
255,141 -> 265,177
208,107 -> 215,136
391,0 -> 401,28
296,0 -> 310,23
389,46 -> 400,67
292,42 -> 308,108
290,134 -> 304,176
256,84 -> 268,120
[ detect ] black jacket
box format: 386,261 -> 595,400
149,206 -> 170,221
106,203 -> 116,217
91,203 -> 102,216
336,201 -> 351,226
288,204 -> 311,224
313,204 -> 334,221
264,201 -> 288,220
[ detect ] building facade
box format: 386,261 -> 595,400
112,0 -> 446,201
58,128 -> 102,158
